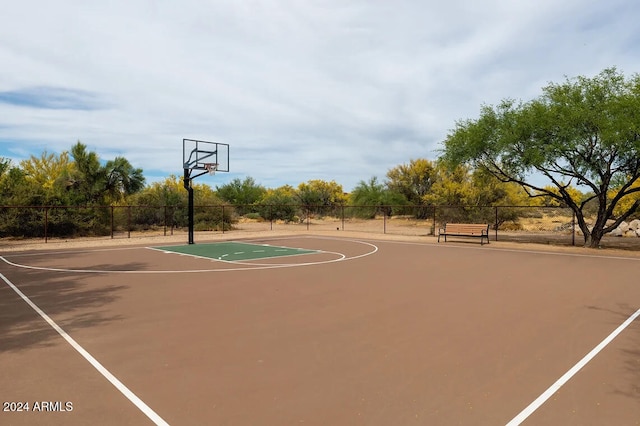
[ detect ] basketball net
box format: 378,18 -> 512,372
204,163 -> 218,176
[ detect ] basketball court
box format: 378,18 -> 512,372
2,234 -> 640,425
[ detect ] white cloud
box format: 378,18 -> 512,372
1,0 -> 639,191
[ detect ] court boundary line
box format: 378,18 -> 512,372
0,272 -> 170,426
506,307 -> 640,425
213,250 -> 346,266
341,236 -> 640,262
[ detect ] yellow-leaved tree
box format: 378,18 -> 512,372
20,151 -> 72,203
386,159 -> 437,218
296,179 -> 347,215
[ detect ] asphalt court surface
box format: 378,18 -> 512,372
2,235 -> 640,425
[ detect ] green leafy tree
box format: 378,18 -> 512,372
64,142 -> 106,204
215,177 -> 266,215
103,157 -> 145,203
0,166 -> 40,237
0,166 -> 29,204
192,181 -> 234,231
61,142 -> 146,205
386,159 -> 437,218
349,176 -> 407,218
0,159 -> 23,205
0,157 -> 9,169
441,68 -> 640,248
257,185 -> 299,222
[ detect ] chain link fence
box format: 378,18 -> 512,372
2,204 -> 639,250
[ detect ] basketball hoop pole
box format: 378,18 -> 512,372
182,139 -> 229,245
183,168 -> 195,244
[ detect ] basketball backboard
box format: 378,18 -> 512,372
183,139 -> 229,178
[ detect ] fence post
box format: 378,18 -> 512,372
432,206 -> 436,236
383,210 -> 387,234
306,207 -> 310,231
222,205 -> 225,234
44,207 -> 49,243
127,206 -> 131,238
111,206 -> 114,239
572,210 -> 576,246
495,206 -> 499,241
270,205 -> 273,231
341,204 -> 345,231
164,205 -> 167,236
170,206 -> 175,235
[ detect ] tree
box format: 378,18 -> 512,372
0,165 -> 29,205
441,68 -> 640,248
0,157 -> 11,179
62,142 -> 145,205
257,185 -> 299,222
423,164 -> 531,226
128,175 -> 186,227
0,159 -> 24,205
0,166 -> 40,237
103,157 -> 145,203
612,181 -> 640,220
386,159 -> 437,218
64,142 -> 106,204
15,151 -> 73,205
422,163 -> 472,207
216,177 -> 266,215
192,181 -> 233,231
20,151 -> 71,191
349,176 -> 407,218
296,179 -> 347,215
534,185 -> 584,208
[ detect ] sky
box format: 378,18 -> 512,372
1,0 -> 639,192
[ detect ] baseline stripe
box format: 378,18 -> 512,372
0,272 -> 170,426
506,307 -> 640,425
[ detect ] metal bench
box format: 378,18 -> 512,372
437,223 -> 490,245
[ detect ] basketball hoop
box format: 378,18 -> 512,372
204,163 -> 218,176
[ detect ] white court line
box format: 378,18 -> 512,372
0,272 -> 169,426
347,237 -> 640,262
506,307 -> 640,425
219,250 -> 346,266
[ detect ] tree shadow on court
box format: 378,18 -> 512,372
0,262 -> 145,353
586,303 -> 640,402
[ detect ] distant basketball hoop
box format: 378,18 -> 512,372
182,139 -> 230,245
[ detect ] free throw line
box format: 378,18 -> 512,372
0,272 -> 170,426
507,307 -> 640,425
